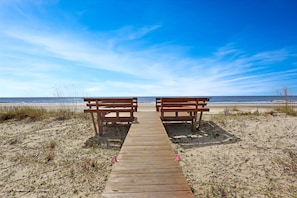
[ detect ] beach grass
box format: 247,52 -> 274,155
274,87 -> 297,116
0,106 -> 87,122
0,106 -> 48,122
274,105 -> 297,116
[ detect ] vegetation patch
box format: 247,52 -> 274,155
0,106 -> 48,122
0,106 -> 86,122
273,87 -> 297,116
274,106 -> 297,116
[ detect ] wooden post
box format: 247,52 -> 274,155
196,112 -> 203,130
90,113 -> 98,135
97,111 -> 104,136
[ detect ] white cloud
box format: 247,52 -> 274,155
1,24 -> 296,96
0,2 -> 296,97
115,25 -> 161,41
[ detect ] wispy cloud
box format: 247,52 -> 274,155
113,25 -> 161,41
1,24 -> 297,96
0,1 -> 296,96
2,25 -> 174,79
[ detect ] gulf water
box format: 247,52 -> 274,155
0,96 -> 296,104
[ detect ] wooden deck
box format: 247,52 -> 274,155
102,111 -> 194,198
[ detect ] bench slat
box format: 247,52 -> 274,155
86,104 -> 134,108
161,108 -> 209,112
161,98 -> 209,102
104,117 -> 135,122
161,116 -> 195,121
84,109 -> 134,113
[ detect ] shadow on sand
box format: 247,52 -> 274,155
83,120 -> 240,150
164,121 -> 240,149
83,123 -> 131,150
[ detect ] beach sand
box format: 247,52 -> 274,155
0,103 -> 296,197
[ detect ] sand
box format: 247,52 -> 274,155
0,102 -> 296,197
171,114 -> 297,197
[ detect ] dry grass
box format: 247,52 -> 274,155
0,106 -> 87,122
0,106 -> 48,122
274,106 -> 297,116
274,87 -> 297,116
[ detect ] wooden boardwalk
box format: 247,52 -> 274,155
102,111 -> 194,198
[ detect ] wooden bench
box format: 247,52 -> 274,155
158,97 -> 209,130
84,98 -> 137,136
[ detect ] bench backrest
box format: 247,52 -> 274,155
157,97 -> 209,112
84,97 -> 138,112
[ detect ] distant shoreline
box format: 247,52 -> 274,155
0,102 -> 289,114
0,96 -> 297,104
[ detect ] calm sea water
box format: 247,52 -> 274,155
0,96 -> 297,104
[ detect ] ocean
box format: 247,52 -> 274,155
0,96 -> 297,104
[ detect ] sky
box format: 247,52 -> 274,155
1,0 -> 297,97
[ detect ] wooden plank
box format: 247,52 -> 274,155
102,111 -> 194,198
161,107 -> 209,112
160,97 -> 209,102
120,145 -> 172,149
84,97 -> 134,102
122,136 -> 170,142
111,167 -> 182,174
103,191 -> 194,198
118,148 -> 175,153
104,183 -> 190,193
106,176 -> 188,185
84,109 -> 134,113
113,155 -> 179,163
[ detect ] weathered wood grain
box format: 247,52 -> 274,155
102,112 -> 194,198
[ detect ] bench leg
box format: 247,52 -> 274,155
97,112 -> 104,136
192,113 -> 197,132
98,121 -> 104,136
90,113 -> 98,135
191,119 -> 195,132
196,112 -> 203,130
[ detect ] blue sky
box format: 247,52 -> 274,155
1,0 -> 297,97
